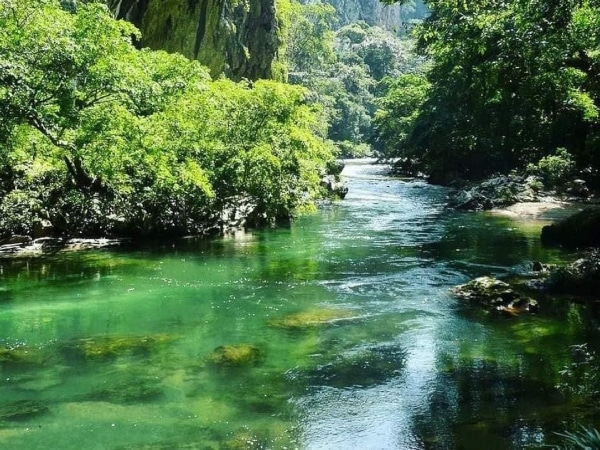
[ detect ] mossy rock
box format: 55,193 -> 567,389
61,333 -> 175,361
268,309 -> 356,330
86,377 -> 163,404
0,345 -> 46,368
222,428 -> 268,450
207,344 -> 263,368
451,276 -> 539,315
0,400 -> 49,421
541,208 -> 600,248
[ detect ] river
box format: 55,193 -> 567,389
0,160 -> 597,449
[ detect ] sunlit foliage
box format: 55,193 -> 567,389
0,0 -> 335,237
376,0 -> 600,183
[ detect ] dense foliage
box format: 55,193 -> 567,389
377,0 -> 600,184
0,0 -> 335,238
285,3 -> 423,157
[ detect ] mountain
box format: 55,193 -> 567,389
300,0 -> 427,32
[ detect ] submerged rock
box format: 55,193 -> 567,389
0,344 -> 46,368
451,276 -> 539,315
61,334 -> 174,361
268,309 -> 357,330
86,377 -> 163,404
302,345 -> 406,388
0,400 -> 49,421
208,344 -> 263,367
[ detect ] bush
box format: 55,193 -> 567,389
526,148 -> 576,188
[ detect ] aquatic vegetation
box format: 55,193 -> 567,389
207,344 -> 263,367
268,309 -> 357,330
0,400 -> 49,421
85,377 -> 163,404
0,344 -> 46,368
556,343 -> 600,400
222,428 -> 268,450
61,334 -> 175,361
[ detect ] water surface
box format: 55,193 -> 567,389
0,160 -> 597,449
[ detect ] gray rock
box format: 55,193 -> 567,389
321,175 -> 349,199
2,235 -> 32,245
451,276 -> 539,315
448,174 -> 548,211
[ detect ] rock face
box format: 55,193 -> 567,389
303,0 -> 428,30
108,0 -> 280,80
451,276 -> 539,316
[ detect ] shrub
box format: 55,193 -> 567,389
526,148 -> 576,188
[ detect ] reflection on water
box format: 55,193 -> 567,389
0,159 -> 598,449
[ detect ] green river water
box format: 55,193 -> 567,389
0,160 -> 598,449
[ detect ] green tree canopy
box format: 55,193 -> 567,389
0,0 -> 336,237
376,0 -> 600,183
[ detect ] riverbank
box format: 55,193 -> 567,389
0,237 -> 131,258
490,200 -> 595,221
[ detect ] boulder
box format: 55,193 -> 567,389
208,344 -> 263,367
448,190 -> 493,211
33,219 -> 55,239
320,175 -> 349,199
448,174 -> 546,211
566,179 -> 590,197
2,235 -> 32,245
545,250 -> 600,296
451,276 -> 539,315
541,208 -> 600,248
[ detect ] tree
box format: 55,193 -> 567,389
377,0 -> 600,183
285,2 -> 338,74
374,73 -> 429,158
0,0 -> 337,237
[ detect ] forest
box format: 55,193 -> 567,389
2,0 -> 599,241
1,1 -> 600,448
0,0 -> 338,239
377,0 -> 600,186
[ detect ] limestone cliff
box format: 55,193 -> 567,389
107,0 -> 279,81
300,0 -> 427,31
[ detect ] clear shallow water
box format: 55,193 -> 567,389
0,160 -> 597,449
